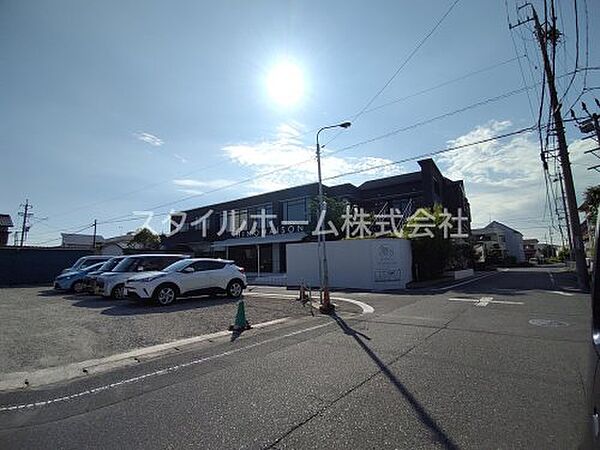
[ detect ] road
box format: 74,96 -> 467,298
0,266 -> 591,449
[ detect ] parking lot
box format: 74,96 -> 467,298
0,285 -> 338,378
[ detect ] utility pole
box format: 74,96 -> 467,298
92,219 -> 97,250
511,4 -> 589,290
18,199 -> 33,247
554,173 -> 573,258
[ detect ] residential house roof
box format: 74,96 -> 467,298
472,221 -> 523,236
0,214 -> 13,228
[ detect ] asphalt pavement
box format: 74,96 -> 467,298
0,266 -> 591,449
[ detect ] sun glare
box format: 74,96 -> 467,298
266,60 -> 304,107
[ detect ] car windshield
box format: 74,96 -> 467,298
82,262 -> 104,273
112,257 -> 141,273
163,259 -> 191,273
99,258 -> 122,272
71,257 -> 86,269
81,261 -> 97,268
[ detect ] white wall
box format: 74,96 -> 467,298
99,243 -> 124,256
505,231 -> 525,262
287,238 -> 412,291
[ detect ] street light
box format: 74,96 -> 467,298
316,121 -> 351,314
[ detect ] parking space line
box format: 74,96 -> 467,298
0,321 -> 334,412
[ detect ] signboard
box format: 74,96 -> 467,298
372,242 -> 402,282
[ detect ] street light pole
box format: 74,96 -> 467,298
316,122 -> 351,314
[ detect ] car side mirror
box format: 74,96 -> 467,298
182,266 -> 195,273
137,266 -> 144,272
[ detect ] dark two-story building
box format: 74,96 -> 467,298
163,158 -> 470,274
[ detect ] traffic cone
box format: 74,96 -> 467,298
319,288 -> 335,314
229,300 -> 251,332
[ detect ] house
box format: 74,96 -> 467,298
163,158 -> 470,274
98,233 -> 135,256
472,221 -> 525,263
0,214 -> 13,246
523,238 -> 540,261
61,233 -> 105,249
524,239 -> 557,261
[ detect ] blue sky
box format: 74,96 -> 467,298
1,0 -> 598,245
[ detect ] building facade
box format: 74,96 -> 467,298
0,215 -> 13,247
472,221 -> 525,263
163,158 -> 470,274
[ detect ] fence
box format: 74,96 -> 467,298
0,247 -> 92,285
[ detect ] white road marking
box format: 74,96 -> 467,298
0,318 -> 291,392
433,271 -> 501,291
246,292 -> 375,314
475,296 -> 493,307
0,321 -> 334,413
548,272 -> 556,287
547,290 -> 575,297
448,296 -> 523,307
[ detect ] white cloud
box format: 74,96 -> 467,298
134,131 -> 164,147
172,178 -> 233,195
174,153 -> 187,163
435,120 -> 599,240
222,122 -> 404,193
178,188 -> 203,196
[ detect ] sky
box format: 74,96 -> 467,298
1,0 -> 599,246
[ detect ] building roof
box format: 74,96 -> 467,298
472,221 -> 523,236
211,232 -> 307,248
61,233 -> 105,247
180,158 -> 464,216
358,172 -> 421,191
0,214 -> 13,228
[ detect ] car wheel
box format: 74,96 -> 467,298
71,281 -> 84,293
227,279 -> 244,298
111,284 -> 125,299
154,285 -> 177,306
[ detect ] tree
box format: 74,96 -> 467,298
307,196 -> 348,240
128,228 -> 161,250
401,204 -> 454,281
580,185 -> 600,223
557,246 -> 570,262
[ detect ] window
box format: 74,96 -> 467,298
234,209 -> 248,231
191,213 -> 210,231
191,260 -> 226,271
282,198 -> 308,222
249,203 -> 274,229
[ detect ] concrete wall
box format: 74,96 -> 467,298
287,238 -> 412,291
0,247 -> 92,285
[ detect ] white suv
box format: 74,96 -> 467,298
96,254 -> 189,299
124,258 -> 247,306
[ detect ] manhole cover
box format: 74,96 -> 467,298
528,319 -> 570,328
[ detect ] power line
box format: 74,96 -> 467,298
558,0 -> 580,106
42,72 -> 590,236
30,223 -> 95,246
352,0 -> 460,121
506,0 -> 538,122
323,125 -> 537,182
360,56 -> 524,116
324,0 -> 461,147
98,85 -> 539,227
